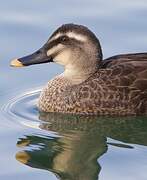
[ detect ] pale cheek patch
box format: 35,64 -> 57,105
47,44 -> 64,56
54,50 -> 71,65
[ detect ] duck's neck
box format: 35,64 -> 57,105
55,47 -> 102,84
63,63 -> 98,85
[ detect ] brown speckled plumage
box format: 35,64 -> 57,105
38,53 -> 147,115
12,23 -> 147,116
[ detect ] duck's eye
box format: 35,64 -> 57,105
61,36 -> 68,42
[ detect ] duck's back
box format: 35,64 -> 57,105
38,53 -> 147,116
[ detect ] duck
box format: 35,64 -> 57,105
10,23 -> 147,116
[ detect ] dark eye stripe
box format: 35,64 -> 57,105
45,36 -> 83,51
45,38 -> 61,50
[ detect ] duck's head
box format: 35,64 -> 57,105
11,24 -> 102,83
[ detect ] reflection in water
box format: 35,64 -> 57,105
16,113 -> 147,180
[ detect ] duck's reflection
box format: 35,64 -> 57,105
16,113 -> 147,180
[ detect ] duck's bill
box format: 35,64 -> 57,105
10,49 -> 52,67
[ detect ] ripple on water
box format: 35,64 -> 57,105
2,89 -> 43,129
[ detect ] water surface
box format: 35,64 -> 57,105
1,0 -> 147,179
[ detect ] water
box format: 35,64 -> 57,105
0,0 -> 147,179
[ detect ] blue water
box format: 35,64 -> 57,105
1,0 -> 147,179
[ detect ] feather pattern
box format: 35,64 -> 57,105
38,53 -> 147,116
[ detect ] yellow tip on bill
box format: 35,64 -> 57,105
10,59 -> 24,67
16,152 -> 30,164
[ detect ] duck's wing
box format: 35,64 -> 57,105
102,52 -> 147,91
101,53 -> 147,114
101,53 -> 147,70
